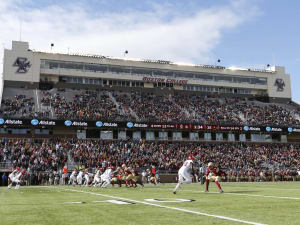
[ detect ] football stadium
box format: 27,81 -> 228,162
0,41 -> 300,225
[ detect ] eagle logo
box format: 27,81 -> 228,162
274,78 -> 285,92
13,57 -> 31,73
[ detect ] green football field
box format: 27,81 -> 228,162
1,182 -> 300,225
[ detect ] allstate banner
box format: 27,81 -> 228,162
0,117 -> 299,133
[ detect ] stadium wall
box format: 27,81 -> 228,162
2,41 -> 292,101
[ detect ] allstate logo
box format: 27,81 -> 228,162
31,119 -> 39,126
96,121 -> 103,127
288,127 -> 293,133
127,122 -> 133,128
266,127 -> 271,132
243,126 -> 249,131
0,118 -> 4,125
64,120 -> 72,126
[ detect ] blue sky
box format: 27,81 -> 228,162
0,0 -> 299,102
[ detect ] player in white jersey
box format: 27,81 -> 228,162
8,169 -> 25,189
8,168 -> 20,189
76,170 -> 84,185
92,168 -> 103,187
100,167 -> 114,188
173,156 -> 195,194
83,170 -> 90,187
68,169 -> 77,186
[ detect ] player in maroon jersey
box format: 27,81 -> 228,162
205,162 -> 224,193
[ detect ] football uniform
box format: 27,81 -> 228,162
101,168 -> 113,188
83,172 -> 90,186
178,159 -> 193,184
8,170 -> 24,189
93,170 -> 102,185
8,170 -> 18,183
206,167 -> 221,182
69,171 -> 77,185
77,171 -> 83,185
205,164 -> 224,193
173,156 -> 195,194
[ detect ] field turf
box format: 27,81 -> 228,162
0,182 -> 300,225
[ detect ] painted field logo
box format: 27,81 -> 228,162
96,121 -> 103,127
31,119 -> 39,126
64,120 -> 72,126
127,122 -> 133,128
13,57 -> 31,73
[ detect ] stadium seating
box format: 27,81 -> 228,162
0,139 -> 299,182
1,88 -> 300,125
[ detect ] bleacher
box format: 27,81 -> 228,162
1,87 -> 300,126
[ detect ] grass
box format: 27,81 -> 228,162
0,182 -> 300,225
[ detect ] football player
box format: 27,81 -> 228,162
68,169 -> 77,186
205,162 -> 224,193
100,166 -> 113,188
76,169 -> 84,186
173,156 -> 195,194
92,168 -> 103,187
8,167 -> 20,189
8,168 -> 25,189
146,169 -> 157,185
83,170 -> 90,187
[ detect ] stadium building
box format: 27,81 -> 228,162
1,40 -> 299,142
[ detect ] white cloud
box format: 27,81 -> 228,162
0,0 -> 259,78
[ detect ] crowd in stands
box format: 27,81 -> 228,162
1,89 -> 300,126
0,139 -> 67,172
173,95 -> 244,124
243,104 -> 298,126
1,138 -> 299,182
0,95 -> 34,118
128,92 -> 188,122
41,90 -> 130,121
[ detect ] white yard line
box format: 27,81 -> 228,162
57,187 -> 266,225
225,192 -> 300,200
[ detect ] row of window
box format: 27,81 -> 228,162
183,85 -> 259,95
41,59 -> 267,85
59,76 -> 144,87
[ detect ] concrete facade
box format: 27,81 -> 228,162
2,41 -> 292,99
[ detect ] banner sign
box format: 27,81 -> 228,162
0,117 -> 299,133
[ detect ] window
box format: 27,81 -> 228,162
109,66 -> 130,74
85,64 -> 107,73
60,62 -> 83,70
196,73 -> 213,80
215,75 -> 232,82
131,68 -> 152,76
49,62 -> 59,69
